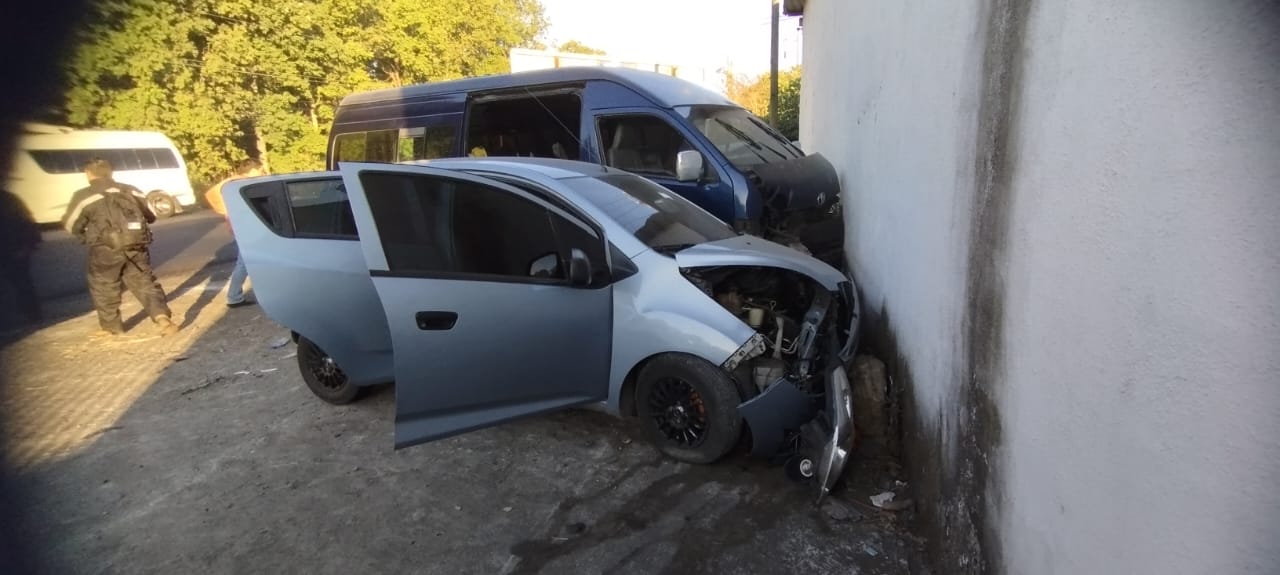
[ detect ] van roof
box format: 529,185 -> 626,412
339,67 -> 736,109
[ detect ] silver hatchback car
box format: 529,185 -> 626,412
223,158 -> 860,498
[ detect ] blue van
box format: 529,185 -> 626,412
328,68 -> 844,265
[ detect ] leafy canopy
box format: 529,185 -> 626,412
63,0 -> 547,184
725,67 -> 801,141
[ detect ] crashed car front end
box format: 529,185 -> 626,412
675,237 -> 860,501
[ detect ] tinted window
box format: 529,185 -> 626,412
151,148 -> 180,168
333,130 -> 399,164
285,179 -> 358,238
563,173 -> 735,251
397,126 -> 457,162
360,172 -> 565,280
26,148 -> 179,173
598,115 -> 693,178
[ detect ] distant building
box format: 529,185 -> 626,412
509,48 -> 724,95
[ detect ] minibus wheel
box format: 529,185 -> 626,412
147,191 -> 176,219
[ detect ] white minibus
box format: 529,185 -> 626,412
5,123 -> 197,224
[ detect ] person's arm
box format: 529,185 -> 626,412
205,178 -> 228,217
128,185 -> 156,223
61,187 -> 94,240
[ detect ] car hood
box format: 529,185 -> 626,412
750,153 -> 841,215
674,235 -> 847,289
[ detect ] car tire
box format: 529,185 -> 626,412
297,336 -> 362,405
636,354 -> 744,465
147,191 -> 176,219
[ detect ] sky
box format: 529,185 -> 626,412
538,0 -> 803,79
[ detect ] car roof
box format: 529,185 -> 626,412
404,157 -> 623,180
338,67 -> 736,109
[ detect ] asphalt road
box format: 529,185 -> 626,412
32,209 -> 234,302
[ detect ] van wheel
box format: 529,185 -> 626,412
147,191 -> 176,219
636,354 -> 743,464
297,336 -> 362,405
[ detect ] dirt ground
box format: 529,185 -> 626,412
1,260 -> 923,574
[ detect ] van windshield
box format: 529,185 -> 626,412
562,173 -> 736,253
677,105 -> 802,171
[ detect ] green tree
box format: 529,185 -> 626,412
63,0 -> 546,183
557,40 -> 605,55
724,66 -> 801,141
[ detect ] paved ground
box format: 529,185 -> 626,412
30,209 -> 233,302
0,222 -> 923,574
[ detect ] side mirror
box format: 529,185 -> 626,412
527,253 -> 560,278
568,248 -> 593,286
675,150 -> 704,183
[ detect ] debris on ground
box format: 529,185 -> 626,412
181,375 -> 224,396
879,498 -> 914,512
869,491 -> 896,508
269,336 -> 290,349
852,355 -> 889,439
822,499 -> 863,522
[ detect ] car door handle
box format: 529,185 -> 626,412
415,311 -> 458,331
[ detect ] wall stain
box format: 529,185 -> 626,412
950,0 -> 1031,572
854,0 -> 1031,573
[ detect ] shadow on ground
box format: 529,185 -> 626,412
2,259 -> 923,574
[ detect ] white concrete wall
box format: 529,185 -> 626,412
1000,1 -> 1280,573
799,0 -> 984,446
801,0 -> 1280,573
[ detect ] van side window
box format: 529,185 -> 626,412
396,126 -> 457,162
334,130 -> 398,164
466,92 -> 581,160
27,148 -> 180,174
597,115 -> 698,179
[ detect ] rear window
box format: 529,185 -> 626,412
286,179 -> 358,238
240,177 -> 358,240
561,173 -> 735,251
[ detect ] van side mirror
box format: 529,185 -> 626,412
675,150 -> 704,183
568,248 -> 593,287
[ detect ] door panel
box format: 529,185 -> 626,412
374,276 -> 610,447
337,163 -> 613,448
223,177 -> 393,386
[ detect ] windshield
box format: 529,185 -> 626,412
562,173 -> 736,252
677,105 -> 802,171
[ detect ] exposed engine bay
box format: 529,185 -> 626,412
683,265 -> 857,501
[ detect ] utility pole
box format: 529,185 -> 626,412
769,0 -> 780,128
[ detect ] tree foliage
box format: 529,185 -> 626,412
725,66 -> 801,141
556,40 -> 605,55
63,0 -> 546,183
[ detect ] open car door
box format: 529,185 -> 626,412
337,162 -> 614,448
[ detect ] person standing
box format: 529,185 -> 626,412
0,188 -> 42,330
62,158 -> 179,337
204,158 -> 265,307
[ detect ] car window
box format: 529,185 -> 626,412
396,126 -> 457,162
285,179 -> 358,239
561,173 -> 735,252
333,130 -> 399,164
598,115 -> 695,179
360,172 -> 572,282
